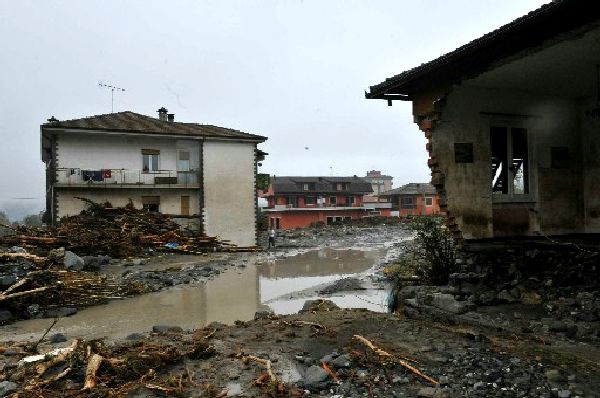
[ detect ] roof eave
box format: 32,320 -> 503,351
41,125 -> 267,142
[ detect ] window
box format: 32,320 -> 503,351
401,196 -> 415,209
142,196 -> 160,212
336,182 -> 347,191
177,150 -> 190,171
305,196 -> 316,205
329,196 -> 337,206
302,183 -> 315,191
287,196 -> 297,207
347,196 -> 355,206
142,149 -> 160,172
425,197 -> 433,206
491,126 -> 529,196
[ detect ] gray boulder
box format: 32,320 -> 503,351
303,365 -> 328,387
0,275 -> 17,288
0,310 -> 12,323
430,293 -> 475,314
64,251 -> 84,270
0,381 -> 18,397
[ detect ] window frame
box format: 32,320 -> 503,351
425,197 -> 433,207
487,118 -> 536,204
400,196 -> 416,209
142,150 -> 160,173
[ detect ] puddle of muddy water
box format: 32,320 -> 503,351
0,248 -> 390,342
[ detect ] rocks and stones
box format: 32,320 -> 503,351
152,325 -> 183,334
48,333 -> 67,343
0,310 -> 12,323
331,354 -> 351,368
0,381 -> 18,397
430,293 -> 475,314
63,251 -> 84,271
417,387 -> 447,397
126,333 -> 146,341
318,278 -> 365,294
521,291 -> 542,305
0,275 -> 17,288
254,310 -> 275,320
81,255 -> 110,270
303,365 -> 329,387
43,307 -> 77,318
299,299 -> 340,313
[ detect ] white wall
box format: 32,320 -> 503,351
203,141 -> 256,246
56,133 -> 200,171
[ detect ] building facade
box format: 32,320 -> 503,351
41,108 -> 267,246
363,170 -> 393,197
262,176 -> 376,229
379,183 -> 441,217
366,0 -> 600,243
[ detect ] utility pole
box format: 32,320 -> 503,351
98,82 -> 125,113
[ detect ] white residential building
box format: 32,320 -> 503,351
41,107 -> 267,247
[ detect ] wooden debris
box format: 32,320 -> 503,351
0,198 -> 255,258
82,353 -> 103,390
236,354 -> 276,382
353,334 -> 438,385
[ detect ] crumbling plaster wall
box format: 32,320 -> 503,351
202,140 -> 256,247
580,97 -> 600,232
419,84 -> 583,239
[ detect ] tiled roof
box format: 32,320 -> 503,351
270,176 -> 373,194
366,0 -> 596,98
42,111 -> 267,141
380,183 -> 436,196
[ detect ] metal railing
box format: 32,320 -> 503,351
55,168 -> 200,187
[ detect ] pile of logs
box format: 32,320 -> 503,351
0,269 -> 141,320
0,198 -> 260,257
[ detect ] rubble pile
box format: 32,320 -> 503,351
0,333 -> 215,397
395,242 -> 600,341
0,250 -> 144,324
2,306 -> 596,397
0,198 -> 256,258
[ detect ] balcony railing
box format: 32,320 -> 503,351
55,168 -> 200,188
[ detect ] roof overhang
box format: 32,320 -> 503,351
41,126 -> 267,143
365,0 -> 600,102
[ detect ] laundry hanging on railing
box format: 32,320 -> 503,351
82,170 -> 104,182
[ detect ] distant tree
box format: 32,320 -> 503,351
0,210 -> 10,236
22,213 -> 43,227
256,173 -> 271,191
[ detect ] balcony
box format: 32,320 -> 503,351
54,168 -> 201,188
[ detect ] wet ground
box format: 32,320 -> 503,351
1,225 -> 599,397
0,225 -> 409,342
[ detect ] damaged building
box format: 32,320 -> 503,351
366,0 -> 600,244
41,108 -> 267,247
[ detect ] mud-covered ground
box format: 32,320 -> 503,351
1,224 -> 599,397
1,303 -> 599,397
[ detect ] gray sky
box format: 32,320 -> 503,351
0,0 -> 547,220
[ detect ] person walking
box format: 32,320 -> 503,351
268,228 -> 276,249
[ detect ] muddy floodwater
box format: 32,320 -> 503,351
0,247 -> 391,342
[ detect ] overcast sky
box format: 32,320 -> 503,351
0,0 -> 547,220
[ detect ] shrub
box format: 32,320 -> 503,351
409,216 -> 456,285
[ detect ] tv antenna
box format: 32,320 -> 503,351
98,81 -> 125,113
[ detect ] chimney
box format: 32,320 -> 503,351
157,107 -> 168,121
167,113 -> 175,122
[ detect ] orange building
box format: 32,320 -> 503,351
262,176 -> 378,229
379,183 -> 441,217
